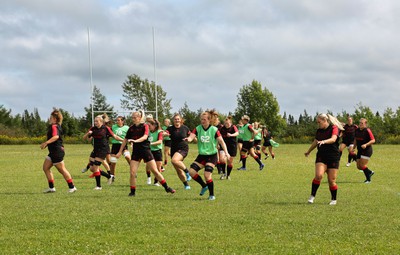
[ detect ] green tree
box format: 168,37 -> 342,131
178,102 -> 199,130
21,108 -> 46,137
59,108 -> 80,136
84,85 -> 115,127
120,74 -> 171,120
234,80 -> 286,134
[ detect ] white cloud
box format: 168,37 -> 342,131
1,0 -> 399,120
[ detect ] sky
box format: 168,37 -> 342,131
1,0 -> 400,120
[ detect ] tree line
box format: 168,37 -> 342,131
1,74 -> 400,144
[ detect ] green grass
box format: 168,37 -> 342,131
0,144 -> 399,254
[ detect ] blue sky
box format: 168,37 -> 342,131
1,0 -> 399,119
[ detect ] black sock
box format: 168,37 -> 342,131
207,180 -> 214,196
95,175 -> 101,187
48,180 -> 55,189
100,170 -> 111,179
220,163 -> 226,174
183,181 -> 189,186
193,174 -> 207,187
347,154 -> 352,163
242,157 -> 247,168
330,185 -> 338,200
311,179 -> 321,196
254,156 -> 262,165
227,165 -> 233,176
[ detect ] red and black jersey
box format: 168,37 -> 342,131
355,128 -> 375,150
47,124 -> 63,152
89,125 -> 114,151
126,123 -> 150,149
219,125 -> 238,146
315,125 -> 339,155
342,124 -> 358,141
166,125 -> 191,152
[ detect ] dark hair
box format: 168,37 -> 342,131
148,119 -> 160,130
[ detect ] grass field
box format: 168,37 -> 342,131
0,144 -> 399,254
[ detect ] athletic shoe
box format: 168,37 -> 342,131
199,186 -> 208,196
166,187 -> 176,194
208,195 -> 216,201
220,174 -> 226,180
329,200 -> 337,205
307,195 -> 315,204
154,183 -> 161,187
227,176 -> 231,180
364,180 -> 371,184
93,186 -> 102,190
68,187 -> 77,193
81,167 -> 89,173
184,185 -> 191,190
128,192 -> 135,197
107,175 -> 115,185
160,167 -> 165,172
346,162 -> 351,167
43,188 -> 56,193
147,177 -> 152,185
259,164 -> 265,171
264,155 -> 269,160
237,167 -> 246,171
185,172 -> 192,181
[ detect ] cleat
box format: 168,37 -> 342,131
107,175 -> 115,185
128,192 -> 135,197
184,185 -> 191,190
93,186 -> 102,190
308,195 -> 315,204
329,200 -> 337,205
237,167 -> 246,171
166,187 -> 176,194
208,195 -> 216,201
147,177 -> 152,185
43,187 -> 56,193
259,164 -> 265,171
199,186 -> 208,196
220,174 -> 226,180
364,180 -> 371,184
185,172 -> 192,181
81,167 -> 89,173
264,154 -> 270,160
154,183 -> 161,187
346,162 -> 351,167
68,187 -> 77,193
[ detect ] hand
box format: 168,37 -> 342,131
317,140 -> 325,147
40,142 -> 47,150
304,152 -> 310,157
361,144 -> 367,149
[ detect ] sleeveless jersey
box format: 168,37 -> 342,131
195,125 -> 219,155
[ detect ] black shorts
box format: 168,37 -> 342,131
254,140 -> 261,147
92,148 -> 109,160
171,148 -> 189,159
163,140 -> 172,147
132,147 -> 154,163
237,139 -> 243,144
194,153 -> 218,166
151,149 -> 163,162
315,152 -> 340,169
48,149 -> 65,164
357,147 -> 373,159
262,140 -> 272,147
111,143 -> 128,155
242,141 -> 254,151
341,137 -> 354,147
220,144 -> 237,157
